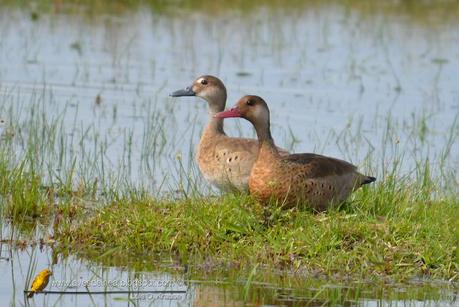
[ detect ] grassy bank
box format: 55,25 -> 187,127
54,184 -> 458,282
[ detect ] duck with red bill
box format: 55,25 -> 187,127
214,95 -> 376,211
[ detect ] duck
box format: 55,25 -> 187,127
214,95 -> 376,210
170,76 -> 288,192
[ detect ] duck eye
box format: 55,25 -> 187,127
246,99 -> 254,106
200,79 -> 208,85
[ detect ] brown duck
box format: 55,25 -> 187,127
170,76 -> 288,192
215,95 -> 376,210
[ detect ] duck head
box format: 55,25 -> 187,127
170,75 -> 227,113
214,95 -> 270,130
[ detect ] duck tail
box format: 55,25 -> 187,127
27,291 -> 35,298
361,176 -> 376,185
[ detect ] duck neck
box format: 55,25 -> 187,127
206,115 -> 224,135
255,121 -> 279,158
204,97 -> 226,136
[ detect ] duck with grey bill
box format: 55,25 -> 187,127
170,75 -> 288,192
214,95 -> 376,210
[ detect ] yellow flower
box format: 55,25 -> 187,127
27,269 -> 53,298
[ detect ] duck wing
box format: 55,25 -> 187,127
283,153 -> 357,178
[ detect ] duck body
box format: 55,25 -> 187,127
215,95 -> 376,210
249,142 -> 373,210
197,130 -> 259,192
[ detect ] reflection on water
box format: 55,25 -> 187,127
0,1 -> 458,305
1,244 -> 457,306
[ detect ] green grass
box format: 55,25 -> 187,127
52,177 -> 458,283
2,136 -> 456,285
3,0 -> 459,25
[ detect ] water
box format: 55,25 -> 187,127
0,1 -> 458,305
1,3 -> 458,191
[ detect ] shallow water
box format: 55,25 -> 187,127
1,243 -> 457,306
0,1 -> 458,305
0,2 -> 458,192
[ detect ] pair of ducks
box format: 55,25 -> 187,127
171,75 -> 375,210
